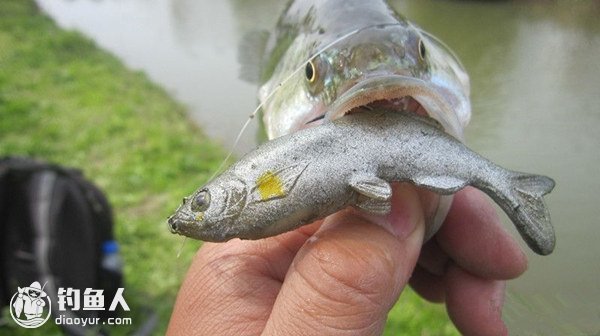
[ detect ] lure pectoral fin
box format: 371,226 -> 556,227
250,162 -> 309,203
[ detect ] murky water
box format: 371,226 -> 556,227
36,0 -> 600,334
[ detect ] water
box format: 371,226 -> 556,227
36,0 -> 600,334
35,0 -> 287,153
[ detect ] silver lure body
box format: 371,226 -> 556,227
169,110 -> 555,255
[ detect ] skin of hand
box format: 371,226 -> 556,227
167,184 -> 528,336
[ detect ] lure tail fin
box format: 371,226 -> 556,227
505,173 -> 556,255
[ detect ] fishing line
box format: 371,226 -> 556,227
208,23 -> 406,182
176,237 -> 188,259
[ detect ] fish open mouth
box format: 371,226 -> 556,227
322,75 -> 465,140
349,96 -> 429,117
306,96 -> 427,123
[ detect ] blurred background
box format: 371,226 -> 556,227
2,0 -> 599,334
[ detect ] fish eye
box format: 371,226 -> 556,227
192,189 -> 210,212
305,60 -> 316,83
418,39 -> 426,61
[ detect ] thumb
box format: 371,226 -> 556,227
262,184 -> 425,335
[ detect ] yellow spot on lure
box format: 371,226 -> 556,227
256,171 -> 286,200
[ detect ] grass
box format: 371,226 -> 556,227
0,1 -> 458,334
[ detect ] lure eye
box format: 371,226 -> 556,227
305,60 -> 316,83
418,39 -> 426,61
192,189 -> 210,212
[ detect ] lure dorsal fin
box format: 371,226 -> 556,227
238,30 -> 270,83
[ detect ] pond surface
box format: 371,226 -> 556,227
36,0 -> 600,334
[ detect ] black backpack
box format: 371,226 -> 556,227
0,156 -> 123,335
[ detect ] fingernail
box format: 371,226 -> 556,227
388,184 -> 424,240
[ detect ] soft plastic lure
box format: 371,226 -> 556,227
169,110 -> 555,255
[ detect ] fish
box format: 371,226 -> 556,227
168,110 -> 556,255
239,0 -> 471,238
242,0 -> 470,138
13,287 -> 24,318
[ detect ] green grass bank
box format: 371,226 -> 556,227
0,1 -> 457,334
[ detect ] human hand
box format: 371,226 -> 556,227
167,184 -> 527,335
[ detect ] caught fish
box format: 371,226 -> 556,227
168,110 -> 555,255
240,0 -> 471,238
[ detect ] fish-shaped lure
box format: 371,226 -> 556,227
168,110 -> 555,255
